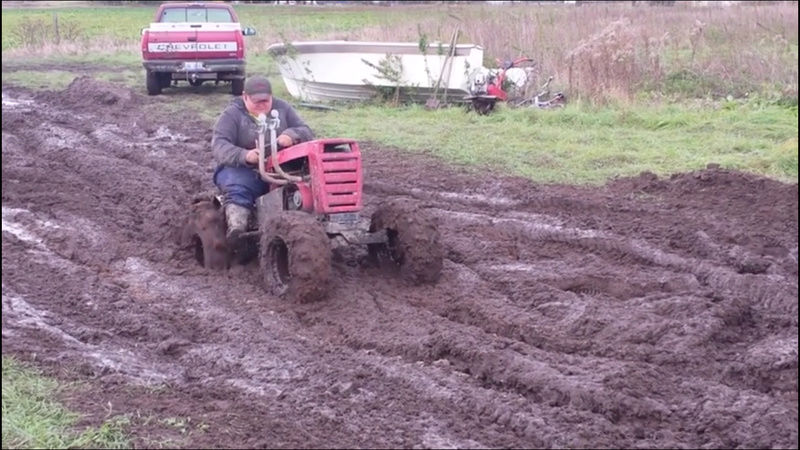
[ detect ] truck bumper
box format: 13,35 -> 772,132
143,59 -> 245,80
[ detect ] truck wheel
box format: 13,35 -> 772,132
369,198 -> 443,283
231,78 -> 244,95
259,211 -> 331,302
146,71 -> 162,95
181,200 -> 229,270
159,73 -> 172,89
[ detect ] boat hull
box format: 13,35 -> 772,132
267,41 -> 485,104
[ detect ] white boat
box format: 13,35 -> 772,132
266,40 -> 485,104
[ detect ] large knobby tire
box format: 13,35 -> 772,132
259,211 -> 331,303
181,200 -> 229,270
146,71 -> 162,95
369,198 -> 443,284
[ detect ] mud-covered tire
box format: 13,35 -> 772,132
231,78 -> 244,96
259,211 -> 331,302
181,200 -> 229,270
146,71 -> 162,96
369,198 -> 443,283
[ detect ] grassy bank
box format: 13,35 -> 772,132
305,99 -> 798,184
1,356 -> 130,449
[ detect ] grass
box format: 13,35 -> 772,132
0,4 -> 153,50
2,356 -> 131,449
1,3 -> 445,55
1,69 -> 78,90
304,100 -> 798,184
3,3 -> 796,104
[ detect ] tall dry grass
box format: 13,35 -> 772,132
4,15 -> 136,58
347,1 -> 798,104
5,1 -> 796,104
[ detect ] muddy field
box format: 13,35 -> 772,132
2,77 -> 797,449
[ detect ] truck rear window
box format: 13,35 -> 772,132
160,7 -> 233,23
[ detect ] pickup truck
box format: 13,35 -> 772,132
140,2 -> 256,95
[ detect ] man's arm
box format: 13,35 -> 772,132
212,110 -> 250,167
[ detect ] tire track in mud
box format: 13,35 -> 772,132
1,203 -> 538,448
292,184 -> 796,447
1,82 -> 582,447
2,79 -> 797,448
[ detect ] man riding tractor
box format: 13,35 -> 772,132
182,75 -> 444,302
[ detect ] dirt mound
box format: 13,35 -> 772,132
2,77 -> 797,449
35,75 -> 143,113
607,169 -> 666,193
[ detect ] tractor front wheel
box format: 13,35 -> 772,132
259,211 -> 331,302
369,198 -> 443,284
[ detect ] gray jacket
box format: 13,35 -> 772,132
211,97 -> 314,169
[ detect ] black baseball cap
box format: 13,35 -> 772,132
244,76 -> 272,101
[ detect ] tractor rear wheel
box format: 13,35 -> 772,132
181,199 -> 229,270
369,198 -> 443,283
259,211 -> 331,302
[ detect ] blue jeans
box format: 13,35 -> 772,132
213,166 -> 269,210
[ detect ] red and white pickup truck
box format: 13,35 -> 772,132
140,2 -> 256,95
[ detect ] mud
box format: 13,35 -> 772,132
2,76 -> 797,449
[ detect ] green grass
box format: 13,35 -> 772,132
1,5 -> 153,50
303,100 -> 798,185
1,69 -> 78,90
2,356 -> 131,449
1,4 -> 442,52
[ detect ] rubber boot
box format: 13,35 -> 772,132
225,203 -> 251,249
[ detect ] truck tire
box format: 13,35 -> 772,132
369,198 -> 443,283
181,200 -> 229,270
259,211 -> 331,302
231,78 -> 244,96
146,71 -> 162,95
159,73 -> 172,89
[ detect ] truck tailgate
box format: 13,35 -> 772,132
143,22 -> 241,60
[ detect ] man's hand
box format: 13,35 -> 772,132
245,148 -> 259,165
277,134 -> 294,148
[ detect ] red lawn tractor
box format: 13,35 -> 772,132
182,111 -> 443,302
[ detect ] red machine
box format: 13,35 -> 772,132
464,57 -> 565,114
464,57 -> 533,114
183,112 -> 443,303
